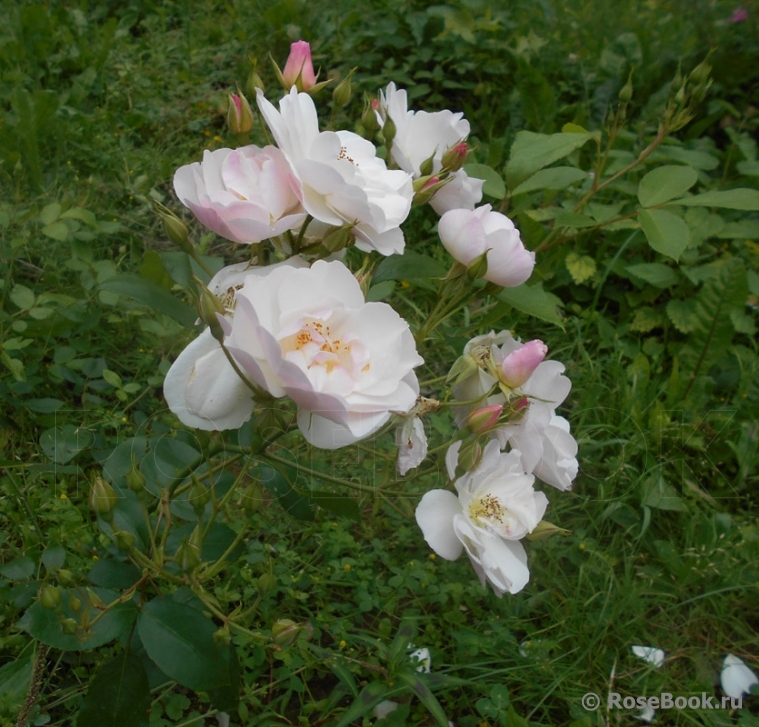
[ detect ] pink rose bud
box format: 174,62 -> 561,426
500,340 -> 548,388
466,404 -> 503,433
227,92 -> 254,134
282,40 -> 317,91
441,142 -> 469,172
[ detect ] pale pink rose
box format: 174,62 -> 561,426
224,260 -> 423,449
438,205 -> 534,287
500,340 -> 548,388
282,41 -> 317,90
174,146 -> 306,245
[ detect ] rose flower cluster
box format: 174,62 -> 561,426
163,41 -> 577,596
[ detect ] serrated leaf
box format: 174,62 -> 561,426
681,258 -> 748,382
506,130 -> 598,190
565,253 -> 596,284
41,221 -> 70,241
637,165 -> 698,207
638,208 -> 690,261
464,162 -> 506,198
497,283 -> 564,327
666,299 -> 697,333
373,252 -> 447,284
10,284 -> 35,310
137,599 -> 231,691
626,263 -> 680,288
730,309 -> 756,335
630,307 -> 663,332
76,653 -> 150,727
669,188 -> 759,210
99,274 -> 197,327
511,166 -> 587,195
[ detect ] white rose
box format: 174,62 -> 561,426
256,88 -> 413,256
415,442 -> 547,596
224,260 -> 423,448
377,82 -> 471,178
163,259 -> 309,430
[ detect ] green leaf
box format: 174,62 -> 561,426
554,212 -> 596,228
0,655 -> 33,713
642,475 -> 687,511
0,556 -> 35,580
335,681 -> 391,727
373,252 -> 447,284
158,252 -> 194,288
139,250 -> 174,291
396,670 -> 450,727
88,559 -> 142,589
496,283 -> 564,327
511,166 -> 587,195
366,280 -> 396,302
669,188 -> 759,210
102,369 -> 123,388
19,587 -> 137,651
680,258 -> 748,382
506,130 -> 598,190
10,284 -> 35,310
630,307 -> 663,333
565,253 -> 596,284
637,165 -> 698,207
651,146 -> 719,170
505,705 -> 530,727
41,221 -> 70,241
667,299 -> 696,333
40,425 -> 95,464
207,645 -> 241,713
99,274 -> 197,327
626,263 -> 680,289
39,203 -> 62,225
41,546 -> 66,571
137,599 -> 232,691
638,208 -> 690,261
76,653 -> 150,727
464,162 -> 506,198
61,207 -> 97,226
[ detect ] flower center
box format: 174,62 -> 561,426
337,146 -> 357,165
279,317 -> 370,378
468,494 -> 516,537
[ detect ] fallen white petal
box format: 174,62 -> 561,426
631,645 -> 665,668
721,654 -> 759,699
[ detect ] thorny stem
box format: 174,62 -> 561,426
15,643 -> 49,727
